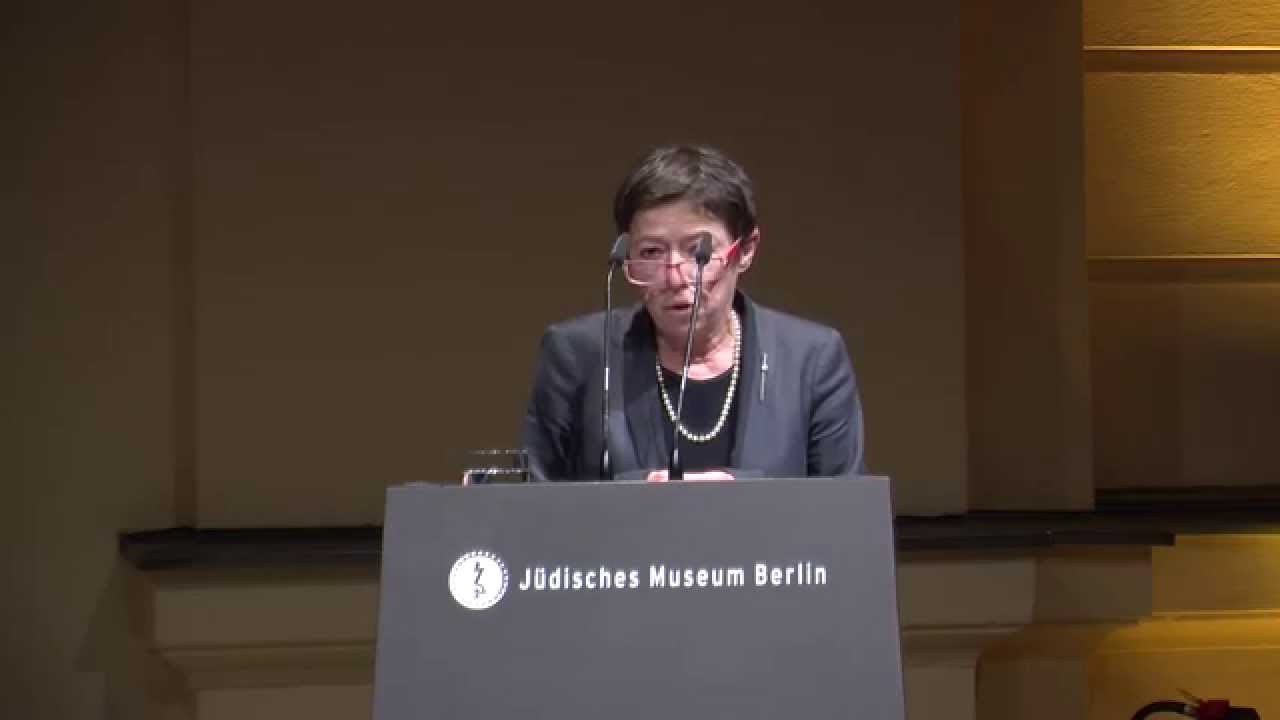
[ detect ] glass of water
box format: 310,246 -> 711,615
461,448 -> 530,485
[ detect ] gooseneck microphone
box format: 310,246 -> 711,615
600,234 -> 629,480
668,232 -> 714,481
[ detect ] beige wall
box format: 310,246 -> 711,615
963,0 -> 1093,510
1085,3 -> 1280,488
976,536 -> 1280,720
18,0 -> 1280,716
4,0 -> 975,717
1087,535 -> 1280,718
3,2 -> 182,717
187,0 -> 968,524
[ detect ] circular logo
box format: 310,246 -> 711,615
448,550 -> 508,610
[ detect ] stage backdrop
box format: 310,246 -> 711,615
187,0 -> 966,524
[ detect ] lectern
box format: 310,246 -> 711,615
373,476 -> 905,719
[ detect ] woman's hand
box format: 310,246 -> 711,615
645,470 -> 736,483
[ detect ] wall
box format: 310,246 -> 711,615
1085,0 -> 1280,488
12,0 -> 1279,712
4,0 -> 971,717
964,1 -> 1280,713
187,0 -> 967,524
1088,535 -> 1280,718
2,1 -> 182,717
963,0 -> 1093,510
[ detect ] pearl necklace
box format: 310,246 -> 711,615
655,310 -> 741,443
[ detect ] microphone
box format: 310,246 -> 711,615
600,234 -> 629,480
668,232 -> 714,481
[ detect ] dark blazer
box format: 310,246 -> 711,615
523,293 -> 865,481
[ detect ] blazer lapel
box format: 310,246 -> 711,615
621,307 -> 666,473
731,294 -> 775,473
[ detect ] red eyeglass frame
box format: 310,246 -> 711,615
622,238 -> 743,287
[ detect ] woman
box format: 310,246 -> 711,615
523,145 -> 865,482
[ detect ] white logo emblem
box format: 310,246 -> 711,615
448,550 -> 508,610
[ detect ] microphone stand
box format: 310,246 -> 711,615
600,235 -> 628,480
668,234 -> 713,481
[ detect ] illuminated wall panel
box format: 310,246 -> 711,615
1091,268 -> 1280,486
1091,648 -> 1278,720
1085,0 -> 1280,489
1086,72 -> 1280,257
1085,0 -> 1280,46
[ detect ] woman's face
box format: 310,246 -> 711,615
626,200 -> 757,345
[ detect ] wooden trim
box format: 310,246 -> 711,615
1084,45 -> 1280,73
1088,254 -> 1280,282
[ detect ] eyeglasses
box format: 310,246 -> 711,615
623,238 -> 741,287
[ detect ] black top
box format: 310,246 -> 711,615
658,366 -> 739,472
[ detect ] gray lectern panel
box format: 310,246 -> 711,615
373,476 -> 904,719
